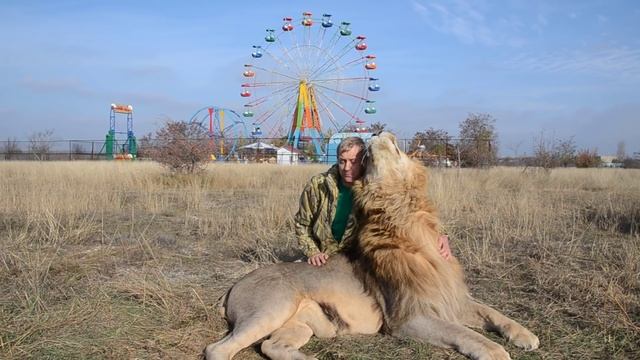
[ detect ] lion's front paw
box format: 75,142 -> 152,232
477,344 -> 511,360
510,329 -> 539,351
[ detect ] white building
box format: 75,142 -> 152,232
600,155 -> 623,168
277,146 -> 301,165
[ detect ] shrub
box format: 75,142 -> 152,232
575,149 -> 601,168
2,138 -> 23,160
28,129 -> 54,160
147,121 -> 211,173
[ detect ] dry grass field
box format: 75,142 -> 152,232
1,161 -> 638,359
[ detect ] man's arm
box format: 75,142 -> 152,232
294,182 -> 322,257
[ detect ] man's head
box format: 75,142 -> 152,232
337,137 -> 365,187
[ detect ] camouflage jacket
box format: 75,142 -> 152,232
294,164 -> 358,257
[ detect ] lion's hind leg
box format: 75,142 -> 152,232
261,299 -> 338,360
205,292 -> 301,360
394,314 -> 512,360
261,322 -> 315,360
463,300 -> 539,351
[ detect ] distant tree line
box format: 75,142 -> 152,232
528,133 -> 637,169
407,114 -> 639,169
408,113 -> 498,167
2,129 -> 56,160
4,119 -> 640,170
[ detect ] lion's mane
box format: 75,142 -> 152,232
349,135 -> 469,329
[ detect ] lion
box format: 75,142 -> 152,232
205,132 -> 539,360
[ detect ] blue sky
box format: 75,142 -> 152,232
1,0 -> 639,156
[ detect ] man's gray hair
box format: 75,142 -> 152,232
337,137 -> 365,157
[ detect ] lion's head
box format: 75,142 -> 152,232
360,131 -> 428,191
351,131 -> 433,238
363,132 -> 404,180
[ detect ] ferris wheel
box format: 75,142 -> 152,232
189,106 -> 248,160
240,11 -> 380,155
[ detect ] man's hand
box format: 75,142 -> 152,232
438,235 -> 452,260
308,252 -> 329,266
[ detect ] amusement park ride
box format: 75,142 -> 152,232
104,11 -> 378,161
189,106 -> 247,160
238,11 -> 380,156
104,104 -> 137,159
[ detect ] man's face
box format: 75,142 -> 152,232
338,146 -> 364,186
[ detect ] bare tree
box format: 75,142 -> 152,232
28,129 -> 55,160
410,128 -> 453,155
458,113 -> 498,167
2,137 -> 23,160
506,140 -> 524,158
616,141 -> 626,162
147,121 -> 211,173
533,132 -> 576,168
554,137 -> 576,167
408,128 -> 456,167
136,132 -> 155,159
70,142 -> 86,160
533,132 -> 555,169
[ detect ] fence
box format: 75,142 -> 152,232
0,140 -> 114,161
0,137 -> 491,166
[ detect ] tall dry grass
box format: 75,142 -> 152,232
0,161 -> 638,359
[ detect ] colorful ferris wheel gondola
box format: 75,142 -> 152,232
321,14 -> 333,28
364,100 -> 377,114
239,10 -> 381,156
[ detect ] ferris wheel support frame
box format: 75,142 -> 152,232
287,81 -> 324,155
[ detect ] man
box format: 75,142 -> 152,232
294,136 -> 451,267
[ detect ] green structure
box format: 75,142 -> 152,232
105,104 -> 137,159
105,130 -> 115,159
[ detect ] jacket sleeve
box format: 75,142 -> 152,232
294,181 -> 321,257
